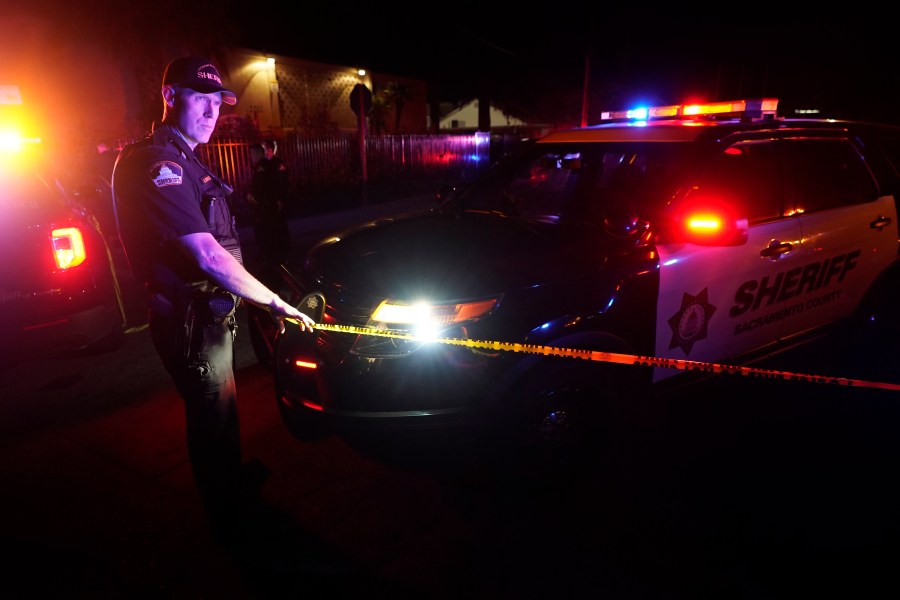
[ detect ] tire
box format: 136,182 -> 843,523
489,361 -> 622,487
272,318 -> 331,442
840,270 -> 900,382
274,389 -> 330,442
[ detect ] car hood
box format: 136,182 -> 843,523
303,209 -> 603,300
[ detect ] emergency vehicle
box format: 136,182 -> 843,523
0,85 -> 125,362
271,98 -> 900,478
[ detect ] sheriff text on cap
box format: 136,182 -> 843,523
162,56 -> 237,105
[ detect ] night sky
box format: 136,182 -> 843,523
4,3 -> 899,131
225,8 -> 900,123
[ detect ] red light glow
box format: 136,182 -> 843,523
300,400 -> 325,412
51,227 -> 87,269
685,213 -> 724,234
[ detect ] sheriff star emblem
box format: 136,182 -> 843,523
667,288 -> 717,355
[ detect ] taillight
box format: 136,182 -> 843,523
51,227 -> 87,269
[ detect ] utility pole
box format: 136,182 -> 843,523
581,49 -> 591,127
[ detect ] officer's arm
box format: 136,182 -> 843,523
175,232 -> 314,331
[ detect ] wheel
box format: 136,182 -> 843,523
272,314 -> 331,442
513,382 -> 605,484
275,395 -> 330,441
489,361 -> 620,487
840,270 -> 900,382
487,350 -> 659,489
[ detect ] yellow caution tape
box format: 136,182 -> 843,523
286,320 -> 900,392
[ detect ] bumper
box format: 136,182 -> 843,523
0,303 -> 122,360
274,326 -> 509,431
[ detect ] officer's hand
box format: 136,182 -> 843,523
274,304 -> 315,334
286,310 -> 315,333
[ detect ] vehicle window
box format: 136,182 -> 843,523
0,160 -> 69,213
682,140 -> 783,223
500,152 -> 582,221
457,142 -> 691,225
856,134 -> 900,192
781,138 -> 877,214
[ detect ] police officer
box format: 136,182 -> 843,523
247,139 -> 291,287
112,56 -> 315,542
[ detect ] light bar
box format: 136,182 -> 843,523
601,98 -> 778,122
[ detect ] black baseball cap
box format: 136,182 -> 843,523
162,56 -> 237,105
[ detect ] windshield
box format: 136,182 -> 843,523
453,141 -> 695,225
0,155 -> 70,214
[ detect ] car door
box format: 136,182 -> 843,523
653,136 -> 805,382
780,136 -> 897,332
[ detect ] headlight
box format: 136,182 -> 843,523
351,296 -> 501,358
369,297 -> 499,340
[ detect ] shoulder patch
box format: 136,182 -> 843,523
148,161 -> 184,187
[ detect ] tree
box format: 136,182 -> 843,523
368,95 -> 392,135
382,81 -> 414,133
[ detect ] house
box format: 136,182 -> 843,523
223,48 -> 428,136
433,99 -> 526,132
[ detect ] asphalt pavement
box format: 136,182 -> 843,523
4,192 -> 900,598
1,192 -> 445,599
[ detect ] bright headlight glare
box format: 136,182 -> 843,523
370,297 -> 499,328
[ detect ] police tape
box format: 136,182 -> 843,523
286,320 -> 900,392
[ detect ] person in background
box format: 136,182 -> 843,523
112,56 -> 315,543
246,138 -> 291,287
86,139 -> 120,240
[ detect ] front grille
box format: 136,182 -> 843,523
303,274 -> 382,362
302,274 -> 380,326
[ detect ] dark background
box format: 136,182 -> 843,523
4,3 -> 899,146
227,8 -> 900,124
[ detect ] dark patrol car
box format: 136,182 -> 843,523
0,87 -> 125,363
272,98 -> 900,474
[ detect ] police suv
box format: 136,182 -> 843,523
1,86 -> 125,363
273,98 -> 900,475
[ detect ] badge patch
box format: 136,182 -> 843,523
149,161 -> 183,187
667,288 -> 717,355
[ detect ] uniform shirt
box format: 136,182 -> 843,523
112,123 -> 241,300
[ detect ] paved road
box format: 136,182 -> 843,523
3,195 -> 900,598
